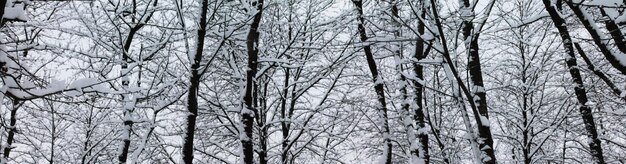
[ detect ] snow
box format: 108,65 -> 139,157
376,145 -> 389,164
578,5 -> 626,67
479,116 -> 490,127
588,0 -> 622,8
374,76 -> 384,85
616,14 -> 626,24
123,100 -> 135,110
241,107 -> 255,116
481,154 -> 492,162
421,32 -> 434,41
614,108 -> 626,115
258,57 -> 289,64
459,7 -> 474,21
3,0 -> 27,21
417,58 -> 443,64
409,158 -> 425,164
68,78 -> 100,90
188,38 -> 197,63
0,86 -> 5,104
416,127 -> 429,135
472,85 -> 486,93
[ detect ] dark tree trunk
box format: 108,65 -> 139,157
566,2 -> 626,75
281,67 -> 290,164
460,0 -> 497,163
599,8 -> 626,55
542,1 -> 605,163
118,24 -> 137,164
0,0 -> 7,27
412,3 -> 430,162
281,10 -> 294,163
2,100 -> 18,160
259,125 -> 268,164
242,0 -> 264,163
117,0 -> 157,161
182,0 -> 209,163
430,0 -> 496,162
574,43 -> 625,101
352,0 -> 392,163
255,81 -> 267,164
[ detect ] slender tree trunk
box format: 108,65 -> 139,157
574,43 -> 625,101
411,2 -> 430,162
117,0 -> 157,160
118,33 -> 133,164
0,0 -> 7,28
431,0 -> 493,162
542,1 -> 605,163
281,67 -> 290,164
352,1 -> 392,163
599,9 -> 626,54
182,0 -> 209,163
255,81 -> 267,164
565,1 -> 626,75
521,50 -> 531,164
281,7 -> 293,162
242,0 -> 264,163
2,100 -> 18,162
49,102 -> 56,164
459,1 -> 497,163
259,125 -> 268,164
391,0 -> 429,162
388,0 -> 413,161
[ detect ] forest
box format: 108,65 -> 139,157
0,0 -> 625,163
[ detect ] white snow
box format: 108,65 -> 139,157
479,116 -> 490,127
3,0 -> 27,21
374,76 -> 384,85
459,7 -> 474,21
578,5 -> 626,67
472,85 -> 486,93
421,32 -> 434,41
616,14 -> 626,24
417,58 -> 443,64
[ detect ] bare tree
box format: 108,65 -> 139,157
541,0 -> 605,162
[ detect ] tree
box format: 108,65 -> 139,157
351,0 -> 393,163
180,0 -> 209,163
541,0 -> 605,162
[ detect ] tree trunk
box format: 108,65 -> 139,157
430,0 -> 495,162
281,9 -> 294,163
281,67 -> 290,164
352,0 -> 392,163
411,2 -> 430,163
118,28 -> 135,164
117,0 -> 157,161
2,100 -> 18,162
574,43 -> 625,101
459,0 -> 497,162
566,2 -> 626,75
182,0 -> 209,163
599,8 -> 626,54
542,1 -> 605,163
242,0 -> 264,163
0,0 -> 7,28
